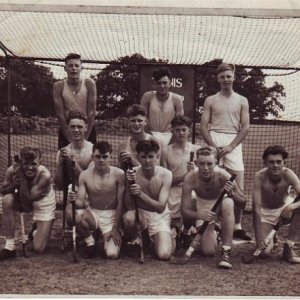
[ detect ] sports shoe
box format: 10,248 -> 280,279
0,249 -> 16,261
233,229 -> 252,241
218,248 -> 232,269
281,243 -> 300,264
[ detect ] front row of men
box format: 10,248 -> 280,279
0,112 -> 300,269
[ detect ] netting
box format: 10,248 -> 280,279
0,8 -> 300,210
0,11 -> 299,68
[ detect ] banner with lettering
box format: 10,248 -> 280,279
139,66 -> 195,118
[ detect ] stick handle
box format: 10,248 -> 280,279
189,151 -> 194,162
197,174 -> 236,235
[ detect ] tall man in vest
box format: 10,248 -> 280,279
200,62 -> 251,240
141,68 -> 184,147
53,53 -> 97,149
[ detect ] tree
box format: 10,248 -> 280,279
196,59 -> 285,121
93,53 -> 167,118
0,57 -> 55,116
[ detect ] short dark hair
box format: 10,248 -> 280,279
67,110 -> 87,124
20,146 -> 42,161
93,141 -> 113,154
152,68 -> 172,81
216,63 -> 235,75
196,146 -> 217,159
171,115 -> 192,128
136,140 -> 160,154
262,145 -> 288,160
65,53 -> 82,64
126,104 -> 146,118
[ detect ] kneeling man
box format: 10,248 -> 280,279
0,146 -> 55,260
124,140 -> 173,260
69,141 -> 125,259
253,145 -> 300,263
181,146 -> 247,269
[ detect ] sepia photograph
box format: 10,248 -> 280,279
0,0 -> 300,297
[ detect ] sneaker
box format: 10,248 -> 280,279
83,244 -> 96,259
281,243 -> 300,264
218,248 -> 232,269
0,249 -> 16,261
233,229 -> 252,241
180,234 -> 192,249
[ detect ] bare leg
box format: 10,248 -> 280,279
153,231 -> 172,260
33,220 -> 54,253
287,209 -> 300,241
220,197 -> 235,246
200,223 -> 217,256
2,194 -> 16,239
103,232 -> 120,259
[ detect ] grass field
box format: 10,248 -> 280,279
0,122 -> 300,296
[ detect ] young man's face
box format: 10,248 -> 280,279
64,59 -> 82,80
92,150 -> 111,170
128,114 -> 147,134
68,118 -> 87,141
172,125 -> 189,143
154,76 -> 172,96
21,157 -> 40,178
137,151 -> 158,171
196,154 -> 217,181
264,154 -> 285,176
217,70 -> 235,90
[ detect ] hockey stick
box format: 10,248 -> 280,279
70,157 -> 78,263
60,157 -> 69,253
241,193 -> 300,264
170,174 -> 236,264
20,211 -> 29,258
126,159 -> 144,264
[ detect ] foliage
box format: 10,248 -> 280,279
195,59 -> 285,121
0,58 -> 56,116
93,53 -> 167,118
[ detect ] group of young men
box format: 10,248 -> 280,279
0,54 -> 300,270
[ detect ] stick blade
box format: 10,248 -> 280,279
170,254 -> 190,265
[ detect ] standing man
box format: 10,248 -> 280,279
0,146 -> 56,260
200,62 -> 251,240
53,53 -> 97,149
124,140 -> 173,260
181,146 -> 247,269
140,68 -> 184,147
161,115 -> 198,246
253,145 -> 300,263
118,104 -> 162,169
68,142 -> 125,259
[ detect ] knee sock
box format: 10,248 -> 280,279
4,239 -> 16,251
84,235 -> 95,247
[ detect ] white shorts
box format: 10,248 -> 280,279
88,208 -> 116,234
151,131 -> 172,148
168,186 -> 182,219
209,131 -> 244,172
261,197 -> 294,225
33,188 -> 56,222
195,197 -> 217,228
139,207 -> 171,237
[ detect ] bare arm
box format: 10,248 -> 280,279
286,170 -> 300,211
252,174 -> 264,246
140,92 -> 151,116
75,172 -> 88,208
200,97 -> 217,147
131,170 -> 172,213
53,81 -> 70,143
228,97 -> 250,149
173,94 -> 184,116
19,170 -> 51,202
113,171 -> 125,230
85,78 -> 97,139
181,173 -> 198,220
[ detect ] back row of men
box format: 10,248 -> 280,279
1,109 -> 300,269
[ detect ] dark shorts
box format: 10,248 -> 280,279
58,126 -> 97,149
